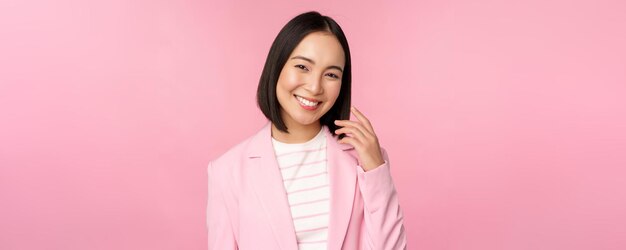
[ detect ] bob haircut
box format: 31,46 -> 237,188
256,11 -> 352,140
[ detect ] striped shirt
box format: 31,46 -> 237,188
271,126 -> 329,250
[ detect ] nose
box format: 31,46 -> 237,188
304,74 -> 323,95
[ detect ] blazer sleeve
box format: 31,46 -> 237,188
206,161 -> 238,249
356,147 -> 408,250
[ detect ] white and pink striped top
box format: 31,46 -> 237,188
271,126 -> 329,250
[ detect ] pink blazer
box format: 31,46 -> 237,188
206,122 -> 407,249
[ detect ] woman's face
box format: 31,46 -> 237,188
276,31 -> 345,128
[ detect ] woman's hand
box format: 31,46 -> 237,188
334,106 -> 385,172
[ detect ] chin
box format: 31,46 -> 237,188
291,115 -> 320,126
288,109 -> 326,126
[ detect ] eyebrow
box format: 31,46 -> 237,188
290,55 -> 343,72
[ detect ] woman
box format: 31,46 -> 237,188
207,11 -> 407,250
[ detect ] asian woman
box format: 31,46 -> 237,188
207,11 -> 407,250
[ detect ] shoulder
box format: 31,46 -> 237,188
207,122 -> 269,175
206,131 -> 258,195
208,133 -> 255,173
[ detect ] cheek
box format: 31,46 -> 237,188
277,70 -> 301,92
327,83 -> 342,100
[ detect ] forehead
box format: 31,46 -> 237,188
289,31 -> 345,66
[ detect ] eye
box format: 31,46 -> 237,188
326,73 -> 340,79
295,64 -> 308,71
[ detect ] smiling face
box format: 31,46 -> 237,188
275,31 -> 346,128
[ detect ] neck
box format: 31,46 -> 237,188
271,120 -> 322,144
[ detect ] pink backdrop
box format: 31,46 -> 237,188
1,0 -> 625,249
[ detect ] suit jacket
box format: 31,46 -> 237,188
206,121 -> 407,249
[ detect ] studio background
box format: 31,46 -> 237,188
1,0 -> 625,249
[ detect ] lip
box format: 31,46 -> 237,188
294,94 -> 321,111
294,94 -> 321,103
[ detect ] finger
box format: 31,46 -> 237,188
338,136 -> 362,147
350,106 -> 375,134
334,120 -> 372,138
335,127 -> 366,142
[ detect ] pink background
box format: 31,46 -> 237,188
1,0 -> 625,249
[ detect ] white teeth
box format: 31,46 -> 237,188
296,95 -> 319,107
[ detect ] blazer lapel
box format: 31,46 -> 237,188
246,122 -> 298,250
246,122 -> 358,250
324,125 -> 358,250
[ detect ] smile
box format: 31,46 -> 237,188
294,95 -> 321,110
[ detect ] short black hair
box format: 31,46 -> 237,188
256,11 -> 351,140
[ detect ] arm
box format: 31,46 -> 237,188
206,161 -> 238,249
356,147 -> 407,250
334,107 -> 407,249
